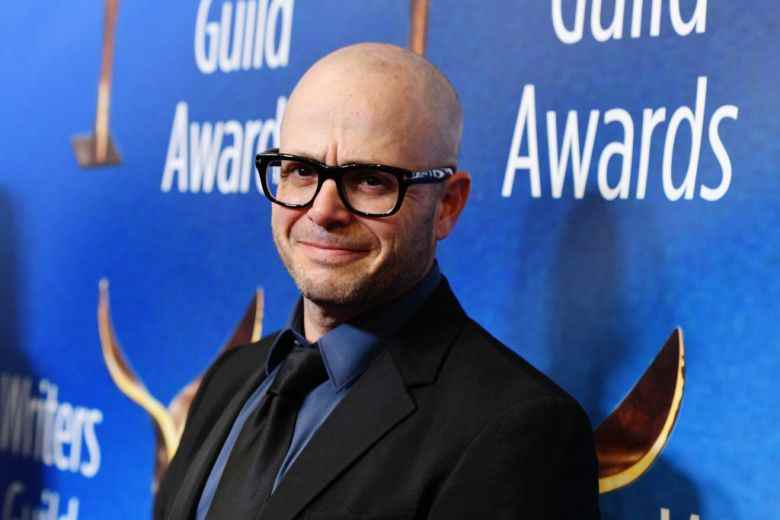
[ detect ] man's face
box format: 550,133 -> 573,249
271,69 -> 444,309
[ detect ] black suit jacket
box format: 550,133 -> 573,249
155,280 -> 601,519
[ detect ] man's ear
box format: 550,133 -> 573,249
435,171 -> 471,240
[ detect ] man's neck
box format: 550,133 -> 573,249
301,298 -> 363,343
300,262 -> 439,343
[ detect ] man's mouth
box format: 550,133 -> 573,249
295,240 -> 371,264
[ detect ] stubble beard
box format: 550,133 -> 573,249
273,219 -> 437,314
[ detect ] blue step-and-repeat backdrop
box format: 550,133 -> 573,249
1,1 -> 778,518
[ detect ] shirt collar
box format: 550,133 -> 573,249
265,262 -> 442,391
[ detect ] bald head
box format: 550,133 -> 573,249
271,43 -> 471,324
281,43 -> 463,168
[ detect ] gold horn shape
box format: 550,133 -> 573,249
72,0 -> 121,167
409,0 -> 429,55
595,328 -> 686,494
97,279 -> 264,489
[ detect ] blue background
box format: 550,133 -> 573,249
1,1 -> 777,518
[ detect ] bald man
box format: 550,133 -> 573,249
155,43 -> 600,519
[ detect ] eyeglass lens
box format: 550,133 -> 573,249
264,159 -> 401,215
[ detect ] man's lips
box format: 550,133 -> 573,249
297,240 -> 369,252
295,240 -> 371,263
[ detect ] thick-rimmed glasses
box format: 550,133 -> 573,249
255,149 -> 455,217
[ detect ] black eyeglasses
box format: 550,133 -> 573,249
255,149 -> 455,217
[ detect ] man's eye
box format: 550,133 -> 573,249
360,175 -> 383,186
282,163 -> 316,178
354,172 -> 394,189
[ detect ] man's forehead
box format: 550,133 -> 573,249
281,83 -> 428,165
280,43 -> 462,167
279,127 -> 426,169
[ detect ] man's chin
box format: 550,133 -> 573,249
292,266 -> 377,308
299,281 -> 371,307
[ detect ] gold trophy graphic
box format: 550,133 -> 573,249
409,0 -> 429,55
97,279 -> 265,490
594,329 -> 685,493
72,0 -> 121,167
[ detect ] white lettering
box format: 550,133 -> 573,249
194,0 -> 292,74
597,108 -> 634,200
41,380 -> 57,467
660,507 -> 701,520
240,120 -> 264,193
547,109 -> 599,199
252,0 -> 270,68
241,0 -> 258,69
53,403 -> 73,471
502,85 -> 541,197
551,0 -> 586,44
0,375 -> 31,455
636,107 -> 666,199
591,0 -> 625,42
190,122 -> 224,193
265,0 -> 294,68
218,1 -> 246,73
2,482 -> 80,520
80,409 -> 102,478
0,374 -> 103,479
662,76 -> 706,201
553,0 -> 707,42
254,119 -> 279,192
2,481 -> 24,520
194,0 -> 219,73
502,78 -> 738,201
669,0 -> 707,36
161,102 -> 189,193
630,0 -> 663,38
161,98 -> 286,195
217,121 -> 244,193
701,104 -> 738,201
40,490 -> 59,520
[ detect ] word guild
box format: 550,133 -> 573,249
552,0 -> 707,43
3,482 -> 79,520
195,0 -> 294,74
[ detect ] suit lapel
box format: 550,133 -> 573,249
258,348 -> 415,520
259,279 -> 467,520
164,280 -> 465,519
167,344 -> 273,520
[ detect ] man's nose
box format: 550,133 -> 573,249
307,179 -> 352,228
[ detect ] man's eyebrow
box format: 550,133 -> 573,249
334,158 -> 377,166
279,148 -> 317,158
293,154 -> 380,167
335,154 -> 409,166
279,149 -> 393,167
278,150 -> 327,164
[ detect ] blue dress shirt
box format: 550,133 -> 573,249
196,263 -> 442,519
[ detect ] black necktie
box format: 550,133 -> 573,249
206,345 -> 328,519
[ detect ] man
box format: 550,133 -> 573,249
155,43 -> 600,519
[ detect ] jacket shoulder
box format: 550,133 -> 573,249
440,317 -> 589,425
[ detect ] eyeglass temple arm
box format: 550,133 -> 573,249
405,167 -> 455,184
